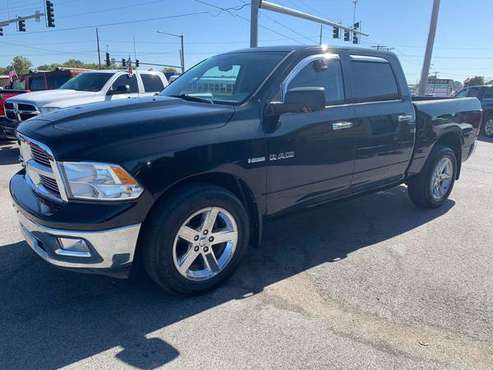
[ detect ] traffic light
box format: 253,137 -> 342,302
105,52 -> 111,67
353,22 -> 360,30
332,27 -> 339,39
343,29 -> 350,42
135,59 -> 139,67
18,19 -> 26,32
353,34 -> 359,44
121,58 -> 126,67
0,28 -> 3,37
45,1 -> 55,28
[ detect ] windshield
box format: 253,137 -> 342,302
162,51 -> 288,104
59,72 -> 113,92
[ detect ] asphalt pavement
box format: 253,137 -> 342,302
0,138 -> 491,369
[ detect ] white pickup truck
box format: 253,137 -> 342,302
4,70 -> 168,134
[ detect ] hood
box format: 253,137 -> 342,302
18,96 -> 235,161
7,89 -> 100,108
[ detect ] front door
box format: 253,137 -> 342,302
265,53 -> 358,215
107,73 -> 140,101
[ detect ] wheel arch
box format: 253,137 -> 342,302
143,172 -> 263,248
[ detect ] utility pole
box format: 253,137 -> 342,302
96,28 -> 101,69
352,0 -> 358,26
418,0 -> 441,96
250,0 -> 260,47
319,25 -> 323,45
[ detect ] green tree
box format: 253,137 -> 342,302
0,66 -> 8,75
452,80 -> 463,92
162,67 -> 179,75
10,56 -> 32,75
464,76 -> 484,87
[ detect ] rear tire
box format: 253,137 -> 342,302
408,146 -> 457,209
483,116 -> 493,137
141,184 -> 250,295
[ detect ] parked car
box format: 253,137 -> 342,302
11,46 -> 482,294
0,88 -> 30,140
3,70 -> 168,139
455,85 -> 493,137
24,68 -> 85,92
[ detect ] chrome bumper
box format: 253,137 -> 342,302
17,211 -> 141,274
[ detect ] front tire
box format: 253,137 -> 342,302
141,184 -> 250,295
408,146 -> 457,209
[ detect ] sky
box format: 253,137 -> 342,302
0,0 -> 492,83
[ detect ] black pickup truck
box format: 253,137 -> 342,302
11,46 -> 482,294
455,85 -> 493,137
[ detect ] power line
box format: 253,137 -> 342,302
195,0 -> 304,44
0,11 -> 210,36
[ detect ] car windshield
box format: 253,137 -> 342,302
162,51 -> 288,104
59,72 -> 113,92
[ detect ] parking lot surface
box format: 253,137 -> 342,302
0,138 -> 492,369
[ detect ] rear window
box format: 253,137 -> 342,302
47,74 -> 71,89
350,60 -> 399,102
141,73 -> 165,92
29,76 -> 45,91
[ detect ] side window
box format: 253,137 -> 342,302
350,60 -> 399,102
288,58 -> 344,105
483,87 -> 493,99
141,73 -> 165,92
111,74 -> 139,93
455,89 -> 468,98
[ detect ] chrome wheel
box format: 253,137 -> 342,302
172,207 -> 238,281
430,157 -> 453,201
484,118 -> 493,137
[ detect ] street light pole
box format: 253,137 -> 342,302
157,30 -> 185,73
418,0 -> 441,96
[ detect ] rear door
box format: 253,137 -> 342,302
347,55 -> 416,191
266,53 -> 358,214
139,72 -> 166,96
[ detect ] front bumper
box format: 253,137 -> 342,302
16,209 -> 141,277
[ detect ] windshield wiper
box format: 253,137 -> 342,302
170,94 -> 214,104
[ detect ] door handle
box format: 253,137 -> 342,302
397,114 -> 414,123
332,121 -> 354,130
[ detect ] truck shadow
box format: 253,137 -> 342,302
0,186 -> 454,369
478,136 -> 493,144
0,142 -> 19,165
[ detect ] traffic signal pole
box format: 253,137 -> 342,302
418,0 -> 441,96
250,0 -> 368,48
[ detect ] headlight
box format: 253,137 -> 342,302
59,162 -> 143,201
39,107 -> 60,114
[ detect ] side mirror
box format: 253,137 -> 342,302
268,87 -> 326,115
108,84 -> 130,95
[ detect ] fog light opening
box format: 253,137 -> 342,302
56,237 -> 91,257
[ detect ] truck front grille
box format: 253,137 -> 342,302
18,134 -> 66,202
5,102 -> 39,122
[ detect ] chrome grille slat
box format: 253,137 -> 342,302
39,175 -> 60,195
30,144 -> 52,167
